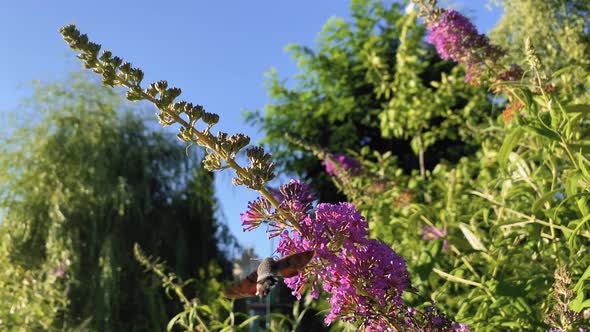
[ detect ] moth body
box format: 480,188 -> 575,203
256,257 -> 280,297
224,250 -> 315,299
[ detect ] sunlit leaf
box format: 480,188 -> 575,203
459,223 -> 487,251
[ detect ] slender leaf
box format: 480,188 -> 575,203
459,223 -> 487,251
498,127 -> 525,169
565,104 -> 590,114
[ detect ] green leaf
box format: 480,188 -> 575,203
569,265 -> 590,312
551,65 -> 577,79
573,264 -> 590,292
498,127 -> 525,169
494,280 -> 527,297
569,143 -> 590,154
197,304 -> 213,315
218,298 -> 233,312
569,214 -> 590,247
238,316 -> 259,329
576,196 -> 590,217
577,154 -> 590,181
570,270 -> 590,314
523,125 -> 560,141
459,223 -> 487,251
167,313 -> 184,331
532,189 -> 561,212
565,104 -> 590,114
565,171 -> 583,196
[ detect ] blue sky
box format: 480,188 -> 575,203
0,1 -> 502,258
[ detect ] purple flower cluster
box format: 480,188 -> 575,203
275,202 -> 374,299
241,197 -> 273,232
324,239 -> 409,328
416,306 -> 471,331
241,180 -> 313,237
426,9 -> 504,84
242,179 -> 467,330
427,10 -> 484,62
277,203 -> 410,328
323,153 -> 362,176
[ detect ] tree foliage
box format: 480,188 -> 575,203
248,0 -> 494,203
491,0 -> 590,102
0,74 -> 231,331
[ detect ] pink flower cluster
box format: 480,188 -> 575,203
277,202 -> 409,328
427,9 -> 484,62
426,9 -> 503,84
322,153 -> 362,176
242,180 -> 468,330
241,180 -> 314,237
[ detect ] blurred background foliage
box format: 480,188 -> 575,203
0,74 -> 236,331
490,0 -> 590,103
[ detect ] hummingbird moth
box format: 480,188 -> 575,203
224,250 -> 314,299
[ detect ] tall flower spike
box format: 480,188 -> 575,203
427,9 -> 484,62
426,9 -> 504,84
323,153 -> 362,176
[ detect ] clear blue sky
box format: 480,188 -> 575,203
0,1 -> 502,258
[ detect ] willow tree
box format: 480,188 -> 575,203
0,74 -> 230,331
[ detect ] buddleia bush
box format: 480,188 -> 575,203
302,1 -> 590,330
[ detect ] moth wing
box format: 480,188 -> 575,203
276,250 -> 314,278
224,270 -> 258,299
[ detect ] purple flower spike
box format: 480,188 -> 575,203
427,10 -> 484,62
323,153 -> 361,176
422,225 -> 446,240
427,9 -> 504,84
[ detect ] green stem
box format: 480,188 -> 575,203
470,190 -> 590,240
116,76 -> 301,232
149,265 -> 210,332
